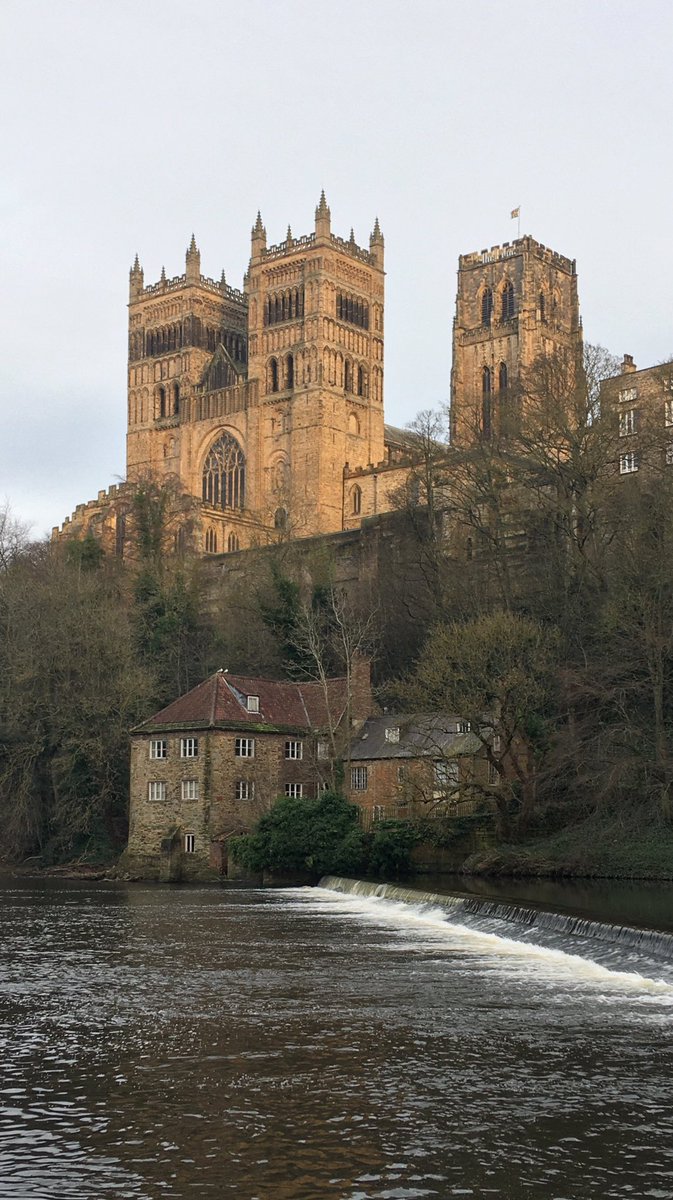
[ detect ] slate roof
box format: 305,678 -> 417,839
134,671 -> 349,734
349,714 -> 482,761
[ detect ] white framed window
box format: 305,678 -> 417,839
619,452 -> 638,475
373,804 -> 385,821
180,737 -> 199,758
285,740 -> 303,760
235,737 -> 255,758
618,386 -> 637,404
457,720 -> 471,734
665,398 -> 673,427
184,833 -> 195,854
384,726 -> 400,743
619,408 -> 637,437
181,779 -> 199,801
666,445 -> 673,466
148,781 -> 166,802
434,760 -> 459,789
397,764 -> 406,783
149,739 -> 167,760
351,766 -> 368,791
492,734 -> 502,753
285,783 -> 303,798
316,740 -> 329,760
247,695 -> 259,713
235,780 -> 254,801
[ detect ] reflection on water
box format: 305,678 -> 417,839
0,875 -> 672,1199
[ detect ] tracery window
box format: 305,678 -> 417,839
351,485 -> 362,515
482,366 -> 492,439
227,532 -> 240,552
202,433 -> 245,510
205,528 -> 218,553
501,281 -> 515,321
499,362 -> 508,392
481,288 -> 493,327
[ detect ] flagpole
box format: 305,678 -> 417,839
517,207 -> 521,239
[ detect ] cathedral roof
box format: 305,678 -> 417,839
134,671 -> 349,734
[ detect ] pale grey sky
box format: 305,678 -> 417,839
1,0 -> 672,536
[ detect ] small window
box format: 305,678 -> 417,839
184,833 -> 196,854
666,445 -> 673,466
384,727 -> 400,743
481,287 -> 493,327
235,780 -> 254,800
619,452 -> 638,475
285,783 -> 304,798
488,762 -> 499,785
227,532 -> 240,553
372,804 -> 385,822
247,695 -> 260,713
665,398 -> 673,427
205,528 -> 218,554
434,760 -> 459,789
457,720 -> 471,733
149,739 -> 167,760
351,485 -> 362,516
618,387 -> 637,404
397,764 -> 406,783
235,737 -> 255,758
316,740 -> 329,760
180,737 -> 199,758
351,766 -> 368,791
181,779 -> 199,800
285,740 -> 303,760
492,734 -> 502,753
619,408 -> 637,437
501,281 -> 515,321
148,781 -> 167,802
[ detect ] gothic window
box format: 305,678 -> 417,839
205,528 -> 218,553
501,281 -> 515,321
481,287 -> 493,327
157,385 -> 166,418
286,354 -> 294,390
351,485 -> 362,515
268,358 -> 279,393
539,292 -> 546,322
227,532 -> 240,552
482,367 -> 492,439
202,433 -> 246,510
357,366 -> 365,396
115,513 -> 126,559
274,507 -> 288,530
349,412 -> 360,436
344,360 -> 352,393
172,382 -> 180,414
499,362 -> 508,392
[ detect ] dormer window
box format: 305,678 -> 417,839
384,726 -> 400,743
247,695 -> 259,713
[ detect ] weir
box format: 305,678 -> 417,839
318,876 -> 673,962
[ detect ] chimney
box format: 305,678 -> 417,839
621,354 -> 637,374
349,654 -> 376,724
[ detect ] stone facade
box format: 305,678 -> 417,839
600,354 -> 673,478
123,663 -> 373,881
450,236 -> 582,446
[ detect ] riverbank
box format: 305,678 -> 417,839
464,812 -> 673,880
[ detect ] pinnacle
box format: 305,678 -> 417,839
349,227 -> 355,243
316,189 -> 330,215
188,233 -> 198,254
220,268 -> 227,285
160,265 -> 166,281
132,252 -> 141,272
253,210 -> 265,235
286,224 -> 293,241
372,216 -> 382,239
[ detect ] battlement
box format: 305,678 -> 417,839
459,236 -> 575,276
52,482 -> 129,540
260,229 -> 375,267
136,272 -> 246,305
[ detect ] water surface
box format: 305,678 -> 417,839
0,876 -> 672,1199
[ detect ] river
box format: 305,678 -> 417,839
1,874 -> 672,1199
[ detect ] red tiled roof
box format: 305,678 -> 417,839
136,671 -> 349,733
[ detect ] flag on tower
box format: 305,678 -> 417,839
511,207 -> 520,219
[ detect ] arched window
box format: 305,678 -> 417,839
274,507 -> 288,530
202,433 -> 246,510
498,362 -> 508,392
172,382 -> 180,414
269,358 -> 279,393
357,366 -> 365,396
481,288 -> 493,327
115,513 -> 126,559
501,281 -> 515,321
344,360 -> 352,392
205,528 -> 218,554
286,354 -> 294,390
349,412 -> 360,436
157,385 -> 166,418
482,367 -> 492,439
351,485 -> 362,516
539,292 -> 546,322
227,532 -> 240,553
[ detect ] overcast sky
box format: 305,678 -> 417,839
1,0 -> 672,537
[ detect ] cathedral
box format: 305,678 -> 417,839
54,196 -> 583,553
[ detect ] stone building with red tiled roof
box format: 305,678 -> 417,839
122,661 -> 372,881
